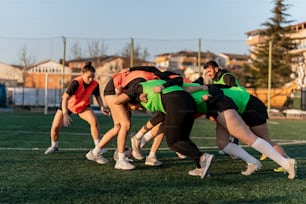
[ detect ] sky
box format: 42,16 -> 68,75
1,0 -> 306,64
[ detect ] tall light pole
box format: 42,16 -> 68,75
267,40 -> 272,115
198,38 -> 202,75
62,36 -> 66,92
130,38 -> 134,67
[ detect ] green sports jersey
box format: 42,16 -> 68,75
221,86 -> 250,114
183,83 -> 208,114
184,83 -> 250,114
214,72 -> 241,86
139,79 -> 184,114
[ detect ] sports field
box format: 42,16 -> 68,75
0,112 -> 305,203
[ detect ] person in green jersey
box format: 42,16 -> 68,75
183,83 -> 295,178
113,79 -> 215,179
124,80 -> 296,179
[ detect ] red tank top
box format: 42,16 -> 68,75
113,70 -> 159,88
67,76 -> 98,114
169,74 -> 192,83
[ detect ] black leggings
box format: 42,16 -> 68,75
161,91 -> 203,167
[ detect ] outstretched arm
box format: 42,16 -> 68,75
183,85 -> 209,93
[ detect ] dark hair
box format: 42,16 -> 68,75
204,60 -> 219,69
82,61 -> 96,73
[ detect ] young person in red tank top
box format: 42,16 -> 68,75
44,61 -> 109,158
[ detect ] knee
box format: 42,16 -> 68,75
120,121 -> 131,131
113,123 -> 121,133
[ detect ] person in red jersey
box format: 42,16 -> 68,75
45,61 -> 109,156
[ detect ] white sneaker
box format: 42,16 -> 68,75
199,153 -> 215,179
115,158 -> 135,170
188,168 -> 203,177
131,136 -> 143,160
145,156 -> 162,166
241,160 -> 262,176
176,152 -> 187,159
100,148 -> 107,154
132,150 -> 144,160
44,146 -> 59,154
113,147 -> 132,161
86,150 -> 108,164
285,159 -> 297,179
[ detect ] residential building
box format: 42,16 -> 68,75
0,61 -> 23,87
25,59 -> 71,89
154,50 -> 218,81
217,53 -> 249,71
246,21 -> 306,59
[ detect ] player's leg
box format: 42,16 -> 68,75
45,109 -> 63,154
162,91 -> 214,179
105,96 -> 134,170
217,109 -> 296,179
145,130 -> 164,166
78,108 -> 101,146
216,122 -> 262,175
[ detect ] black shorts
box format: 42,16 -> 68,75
207,95 -> 237,119
241,95 -> 268,127
104,78 -> 116,96
149,112 -> 166,126
57,106 -> 73,115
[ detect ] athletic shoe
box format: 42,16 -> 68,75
176,152 -> 187,159
115,158 -> 135,170
273,166 -> 285,173
199,153 -> 215,179
100,148 -> 107,155
188,168 -> 203,177
145,156 -> 162,166
241,160 -> 262,176
260,154 -> 267,161
113,147 -> 132,161
131,150 -> 144,160
44,146 -> 59,154
285,159 -> 297,179
131,136 -> 143,160
86,150 -> 108,164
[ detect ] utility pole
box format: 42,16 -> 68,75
198,38 -> 202,75
267,40 -> 272,115
62,36 -> 66,92
130,38 -> 134,67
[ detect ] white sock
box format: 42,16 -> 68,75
118,152 -> 125,161
140,131 -> 153,148
140,137 -> 147,148
223,143 -> 257,164
251,138 -> 289,169
148,151 -> 156,158
92,146 -> 101,156
143,130 -> 154,141
135,131 -> 144,140
94,139 -> 100,146
51,141 -> 58,147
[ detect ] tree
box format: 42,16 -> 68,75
248,0 -> 297,88
87,40 -> 108,67
19,45 -> 35,68
70,41 -> 83,59
19,44 -> 35,106
121,42 -> 150,67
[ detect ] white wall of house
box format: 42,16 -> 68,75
0,61 -> 23,84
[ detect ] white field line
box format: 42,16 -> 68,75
1,140 -> 306,152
